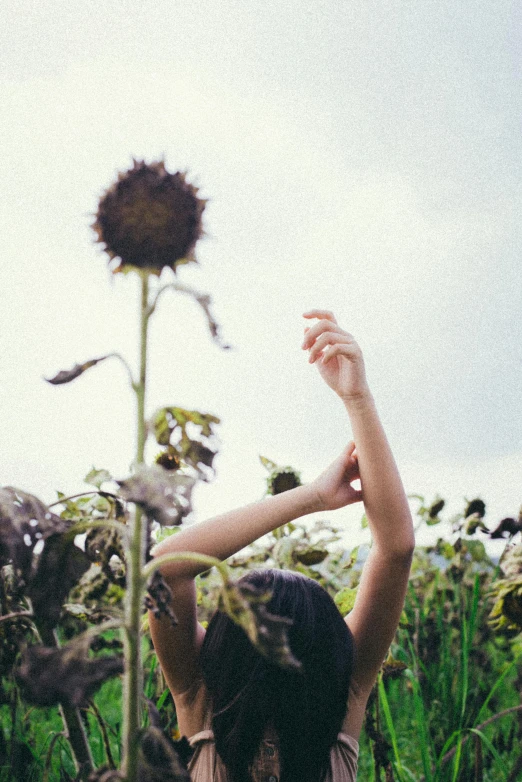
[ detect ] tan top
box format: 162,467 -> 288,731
187,717 -> 359,782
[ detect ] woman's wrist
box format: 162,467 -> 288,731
340,388 -> 374,411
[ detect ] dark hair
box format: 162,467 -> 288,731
199,568 -> 354,782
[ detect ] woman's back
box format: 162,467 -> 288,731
187,715 -> 359,782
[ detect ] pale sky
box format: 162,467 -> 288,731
1,0 -> 521,554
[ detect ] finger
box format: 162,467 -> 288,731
321,341 -> 362,365
302,320 -> 351,350
302,309 -> 338,324
308,332 -> 353,363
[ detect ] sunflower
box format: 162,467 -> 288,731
93,159 -> 207,274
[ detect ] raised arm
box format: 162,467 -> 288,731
149,439 -> 361,730
302,310 -> 415,715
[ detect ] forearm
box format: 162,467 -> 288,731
152,483 -> 322,581
344,393 -> 414,555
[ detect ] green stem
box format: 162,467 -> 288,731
122,272 -> 150,781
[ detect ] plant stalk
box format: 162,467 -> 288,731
122,272 -> 150,781
37,623 -> 94,774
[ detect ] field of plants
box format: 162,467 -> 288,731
1,160 -> 521,781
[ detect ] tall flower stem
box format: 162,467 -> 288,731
122,272 -> 150,781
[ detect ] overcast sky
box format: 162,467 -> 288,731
1,0 -> 520,553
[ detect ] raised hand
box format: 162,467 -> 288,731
302,310 -> 370,403
311,441 -> 363,511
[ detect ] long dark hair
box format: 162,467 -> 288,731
199,568 -> 354,782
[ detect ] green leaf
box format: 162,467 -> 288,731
360,513 -> 368,529
84,467 -> 112,489
334,587 -> 358,615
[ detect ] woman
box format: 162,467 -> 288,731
149,309 -> 415,781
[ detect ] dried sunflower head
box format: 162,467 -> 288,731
93,159 -> 207,275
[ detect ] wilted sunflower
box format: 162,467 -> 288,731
93,159 -> 207,275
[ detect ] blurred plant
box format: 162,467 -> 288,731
0,159 -> 289,782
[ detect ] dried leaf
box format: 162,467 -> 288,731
16,641 -> 123,707
117,466 -> 196,526
0,487 -> 69,582
85,527 -> 125,585
27,532 -> 91,629
45,356 -> 111,385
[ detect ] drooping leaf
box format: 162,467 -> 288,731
219,580 -> 301,670
84,467 -> 113,489
117,466 -> 196,527
0,487 -> 69,582
16,640 -> 124,707
45,355 -> 111,385
138,727 -> 192,781
27,531 -> 91,629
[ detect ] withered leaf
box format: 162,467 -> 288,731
117,466 -> 196,526
490,517 -> 522,539
85,526 -> 125,584
138,727 -> 191,782
45,356 -> 111,385
0,487 -> 69,582
16,642 -> 123,707
219,581 -> 301,671
27,532 -> 91,629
